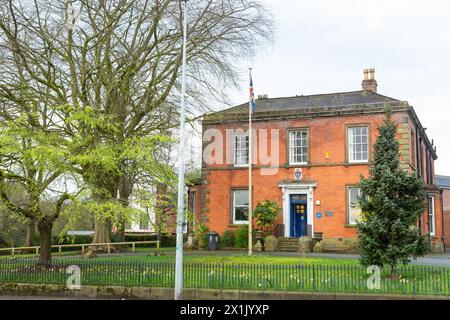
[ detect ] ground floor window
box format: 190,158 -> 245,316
232,189 -> 249,224
427,195 -> 435,236
139,210 -> 150,230
348,187 -> 363,225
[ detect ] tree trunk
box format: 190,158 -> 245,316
114,174 -> 133,242
92,217 -> 112,244
155,183 -> 168,240
37,219 -> 53,265
390,259 -> 398,279
90,192 -> 114,251
24,219 -> 36,247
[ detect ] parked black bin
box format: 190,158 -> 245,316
207,232 -> 219,251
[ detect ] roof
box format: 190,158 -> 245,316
436,175 -> 450,188
216,90 -> 399,116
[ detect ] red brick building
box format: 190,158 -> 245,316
436,175 -> 450,249
196,69 -> 444,250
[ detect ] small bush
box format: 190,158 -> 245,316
195,224 -> 209,249
235,226 -> 249,248
160,234 -> 177,247
221,230 -> 235,248
253,200 -> 280,233
0,234 -> 9,248
33,234 -> 94,246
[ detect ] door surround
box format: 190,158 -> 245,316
279,182 -> 316,238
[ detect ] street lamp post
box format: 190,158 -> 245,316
174,0 -> 188,301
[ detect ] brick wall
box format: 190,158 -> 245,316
443,189 -> 450,247
200,111 -> 441,239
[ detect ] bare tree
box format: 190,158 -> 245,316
0,0 -> 273,246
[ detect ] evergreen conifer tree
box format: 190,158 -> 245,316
358,110 -> 428,278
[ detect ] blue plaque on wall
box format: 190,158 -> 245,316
316,212 -> 322,219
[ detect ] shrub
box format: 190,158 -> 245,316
221,230 -> 235,248
160,234 -> 177,247
194,224 -> 209,249
33,234 -> 94,246
235,225 -> 249,248
0,234 -> 9,248
253,200 -> 280,233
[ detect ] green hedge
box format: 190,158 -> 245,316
221,230 -> 235,248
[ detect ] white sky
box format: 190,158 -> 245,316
223,0 -> 450,176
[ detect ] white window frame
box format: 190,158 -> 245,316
232,190 -> 249,225
348,126 -> 369,164
289,129 -> 309,165
428,195 -> 435,236
233,132 -> 249,167
348,187 -> 363,225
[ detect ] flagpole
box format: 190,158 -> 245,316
174,0 -> 188,301
248,68 -> 253,257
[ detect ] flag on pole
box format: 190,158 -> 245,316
250,74 -> 255,113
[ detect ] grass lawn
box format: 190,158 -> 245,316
1,251 -> 449,296
93,252 -> 359,266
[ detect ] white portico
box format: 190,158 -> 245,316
279,180 -> 316,238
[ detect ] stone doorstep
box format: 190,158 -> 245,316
0,283 -> 449,300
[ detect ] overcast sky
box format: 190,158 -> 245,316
224,0 -> 450,176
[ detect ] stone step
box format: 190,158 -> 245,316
278,238 -> 298,242
277,245 -> 298,249
277,240 -> 298,244
277,241 -> 298,245
277,237 -> 300,252
277,248 -> 298,252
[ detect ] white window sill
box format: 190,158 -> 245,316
289,162 -> 308,166
232,221 -> 249,225
345,223 -> 358,228
348,160 -> 369,164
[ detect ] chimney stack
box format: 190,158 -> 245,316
361,67 -> 377,92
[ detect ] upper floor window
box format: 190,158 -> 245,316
233,132 -> 249,166
348,126 -> 369,163
410,130 -> 416,169
232,189 -> 249,224
418,138 -> 424,177
427,195 -> 435,236
348,187 -> 364,225
426,152 -> 434,185
289,129 -> 308,165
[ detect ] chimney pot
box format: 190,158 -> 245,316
361,67 -> 378,93
369,68 -> 375,80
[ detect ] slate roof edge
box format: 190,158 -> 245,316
436,175 -> 450,188
406,106 -> 437,159
204,90 -> 400,118
202,102 -> 409,124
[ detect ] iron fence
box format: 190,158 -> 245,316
0,259 -> 449,296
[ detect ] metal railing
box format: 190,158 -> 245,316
0,240 -> 160,256
0,259 -> 449,296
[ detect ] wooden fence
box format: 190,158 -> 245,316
0,240 -> 160,256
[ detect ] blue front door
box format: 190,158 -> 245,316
290,194 -> 307,237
